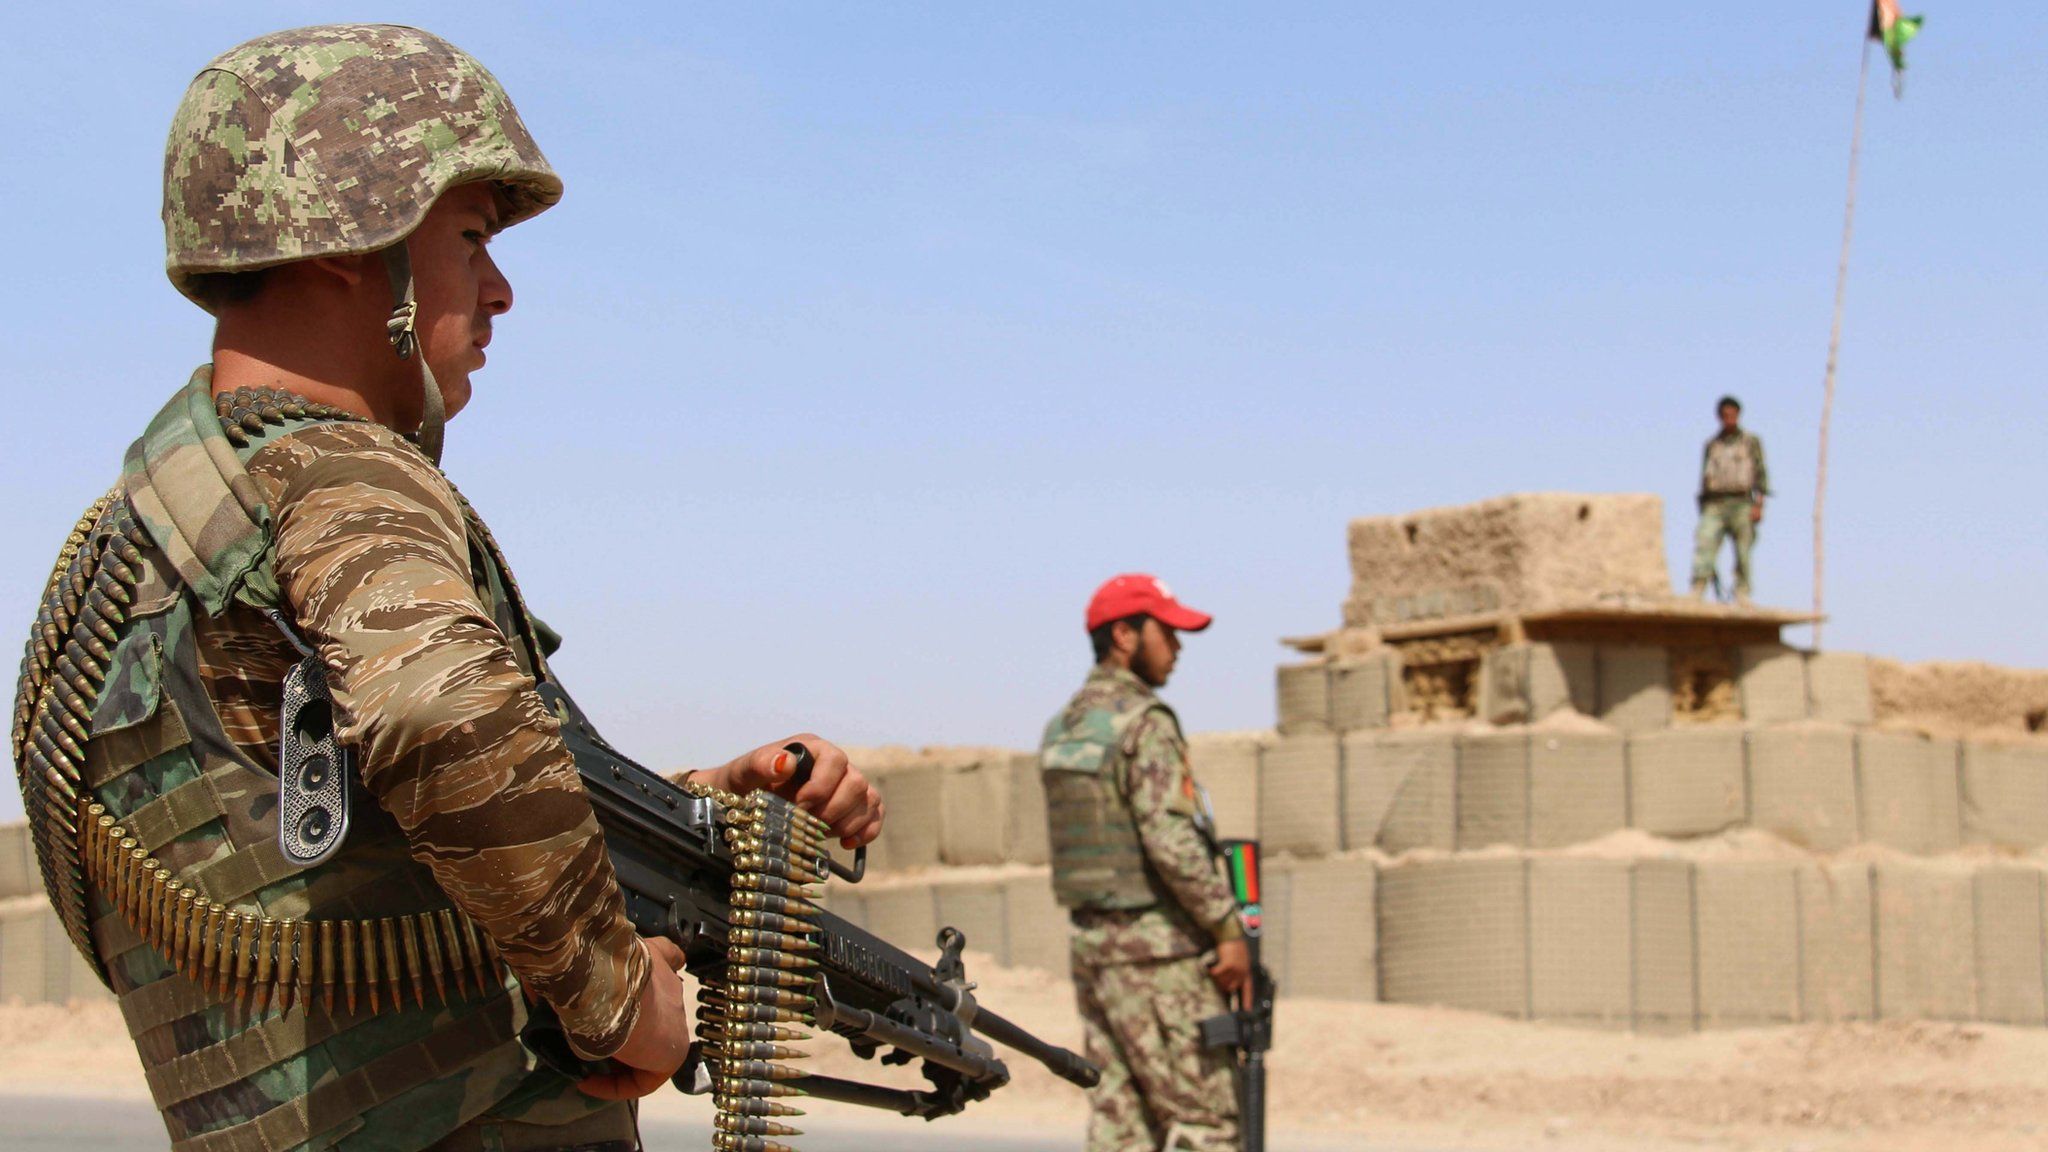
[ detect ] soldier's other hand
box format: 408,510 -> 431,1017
1749,502 -> 1764,523
713,736 -> 886,850
579,936 -> 691,1100
1208,938 -> 1253,1009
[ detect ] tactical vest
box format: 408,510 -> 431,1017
1039,674 -> 1178,911
1703,433 -> 1760,496
11,371 -> 577,1152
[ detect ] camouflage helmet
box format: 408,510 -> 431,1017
162,24 -> 562,306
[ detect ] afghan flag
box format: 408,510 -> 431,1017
1868,0 -> 1924,91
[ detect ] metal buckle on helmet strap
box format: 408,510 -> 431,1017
379,245 -> 444,465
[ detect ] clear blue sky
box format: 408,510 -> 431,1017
4,4 -> 2042,820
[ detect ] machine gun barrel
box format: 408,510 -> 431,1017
974,1005 -> 1100,1089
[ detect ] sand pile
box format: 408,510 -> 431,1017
11,955 -> 2048,1151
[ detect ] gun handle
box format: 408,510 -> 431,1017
781,743 -> 869,883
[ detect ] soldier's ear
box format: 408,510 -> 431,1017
305,253 -> 372,289
1112,620 -> 1141,656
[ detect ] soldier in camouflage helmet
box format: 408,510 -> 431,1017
1690,395 -> 1770,604
1041,575 -> 1249,1152
11,24 -> 884,1152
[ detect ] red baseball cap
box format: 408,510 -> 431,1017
1085,573 -> 1213,633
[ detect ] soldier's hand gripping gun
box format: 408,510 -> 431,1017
524,682 -> 1099,1150
1198,839 -> 1276,1152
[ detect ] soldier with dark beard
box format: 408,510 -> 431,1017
1041,575 -> 1248,1152
11,25 -> 883,1152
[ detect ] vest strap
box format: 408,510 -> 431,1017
123,768 -> 234,854
147,1000 -> 356,1107
82,693 -> 192,788
121,973 -> 215,1039
167,1002 -> 521,1152
185,837 -> 303,904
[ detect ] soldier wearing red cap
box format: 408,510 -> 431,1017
1040,575 -> 1248,1151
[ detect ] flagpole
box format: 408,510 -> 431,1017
1813,38 -> 1873,650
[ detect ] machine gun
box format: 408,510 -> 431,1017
1198,838 -> 1275,1152
523,680 -> 1098,1150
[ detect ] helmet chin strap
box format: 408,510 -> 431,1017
380,244 -> 445,465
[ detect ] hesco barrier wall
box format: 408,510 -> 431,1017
1283,645 -> 1876,736
6,719 -> 2045,1030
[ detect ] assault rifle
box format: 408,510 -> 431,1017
1199,838 -> 1275,1152
523,680 -> 1098,1144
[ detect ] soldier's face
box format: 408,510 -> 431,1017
1719,405 -> 1741,431
404,183 -> 515,420
1131,619 -> 1181,688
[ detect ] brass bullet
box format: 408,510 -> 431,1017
200,909 -> 226,998
362,919 -> 381,1014
723,986 -> 815,1011
341,920 -> 359,1014
112,840 -> 136,916
725,966 -> 817,989
714,1078 -> 807,1099
466,919 -> 492,990
728,929 -> 818,955
418,913 -> 448,1005
711,1134 -> 794,1152
728,892 -> 818,918
709,1023 -> 807,1043
233,913 -> 260,1005
438,909 -> 471,998
148,869 -> 173,948
277,919 -> 300,1018
253,918 -> 277,1016
185,899 -> 210,977
379,918 -> 403,1011
726,948 -> 817,972
715,1042 -> 809,1063
321,920 -> 339,1015
716,1097 -> 805,1119
723,1059 -> 806,1082
728,910 -> 815,937
720,1003 -> 813,1027
715,1115 -> 803,1138
396,916 -> 425,1009
730,875 -> 819,901
732,856 -> 826,883
173,890 -> 197,976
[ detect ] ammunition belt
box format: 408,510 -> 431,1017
84,797 -> 504,1016
13,487 -> 130,973
11,387 -> 502,1010
684,778 -> 831,1152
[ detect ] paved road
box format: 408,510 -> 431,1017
2,1094 -> 1445,1151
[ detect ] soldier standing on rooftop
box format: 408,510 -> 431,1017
1690,395 -> 1770,604
1041,575 -> 1249,1152
10,24 -> 883,1152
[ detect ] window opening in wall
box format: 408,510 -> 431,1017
1671,646 -> 1738,724
1390,629 -> 1495,721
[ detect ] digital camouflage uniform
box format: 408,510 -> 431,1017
1691,427 -> 1769,598
1042,666 -> 1242,1152
11,26 -> 648,1152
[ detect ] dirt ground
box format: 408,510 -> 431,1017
9,957 -> 2047,1152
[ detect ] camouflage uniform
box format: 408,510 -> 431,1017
1042,667 -> 1242,1152
1691,427 -> 1770,598
11,26 -> 648,1152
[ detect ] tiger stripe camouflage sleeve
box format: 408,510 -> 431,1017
252,422 -> 649,1059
